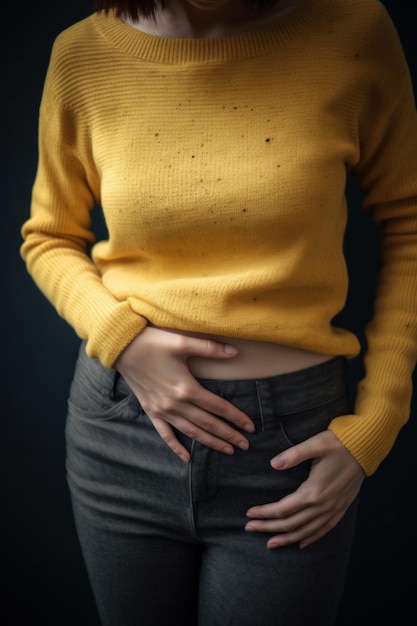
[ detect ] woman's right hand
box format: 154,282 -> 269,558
114,326 -> 255,462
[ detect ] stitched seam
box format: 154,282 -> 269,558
188,440 -> 204,543
256,381 -> 265,432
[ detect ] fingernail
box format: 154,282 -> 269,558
271,455 -> 285,469
224,344 -> 238,355
222,446 -> 234,455
245,524 -> 255,532
179,454 -> 190,463
237,440 -> 249,451
243,423 -> 255,433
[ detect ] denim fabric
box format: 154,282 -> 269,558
66,342 -> 358,626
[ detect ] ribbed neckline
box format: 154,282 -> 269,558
93,0 -> 328,64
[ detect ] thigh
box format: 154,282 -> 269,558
195,362 -> 358,626
73,510 -> 201,626
198,498 -> 358,626
65,344 -> 202,626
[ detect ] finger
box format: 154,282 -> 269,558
192,387 -> 255,433
165,410 -> 249,453
157,365 -> 255,434
151,417 -> 191,463
146,374 -> 254,435
298,512 -> 345,548
245,507 -> 315,534
265,513 -> 330,548
267,511 -> 344,549
270,441 -> 318,471
246,487 -> 308,520
270,430 -> 339,470
182,335 -> 239,360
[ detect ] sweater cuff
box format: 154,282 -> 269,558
328,406 -> 408,476
84,301 -> 148,369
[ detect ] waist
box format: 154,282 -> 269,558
154,326 -> 335,379
195,356 -> 348,423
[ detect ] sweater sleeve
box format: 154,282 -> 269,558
328,8 -> 417,475
20,37 -> 148,368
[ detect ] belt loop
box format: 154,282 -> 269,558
255,381 -> 265,432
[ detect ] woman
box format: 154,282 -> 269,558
21,0 -> 417,624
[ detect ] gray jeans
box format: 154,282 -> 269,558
66,343 -> 358,626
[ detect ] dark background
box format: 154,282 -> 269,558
2,1 -> 417,624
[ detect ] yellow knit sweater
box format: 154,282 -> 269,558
21,0 -> 417,475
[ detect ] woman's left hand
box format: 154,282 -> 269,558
245,430 -> 365,549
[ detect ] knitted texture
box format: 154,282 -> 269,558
21,0 -> 417,474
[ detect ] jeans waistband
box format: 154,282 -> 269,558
197,356 -> 348,419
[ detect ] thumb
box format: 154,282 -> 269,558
270,435 -> 323,470
186,337 -> 239,360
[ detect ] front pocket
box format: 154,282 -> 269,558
67,393 -> 140,422
67,347 -> 141,421
278,393 -> 349,449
